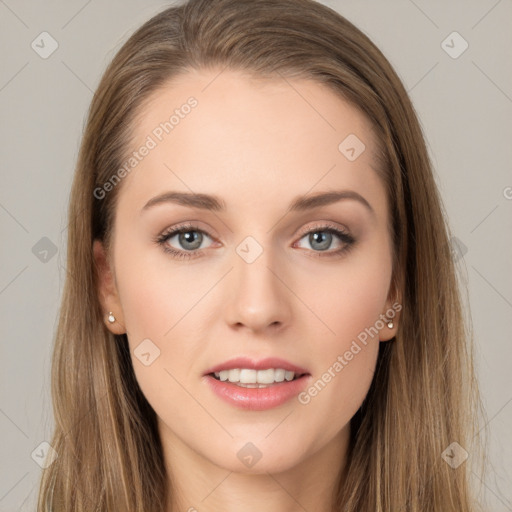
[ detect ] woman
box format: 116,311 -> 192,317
37,0 -> 487,510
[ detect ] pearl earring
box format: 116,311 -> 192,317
387,320 -> 394,329
107,312 -> 116,323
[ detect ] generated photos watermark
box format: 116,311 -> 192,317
93,96 -> 198,200
298,301 -> 402,405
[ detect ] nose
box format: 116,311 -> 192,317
223,245 -> 292,334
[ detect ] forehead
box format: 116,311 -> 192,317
118,67 -> 385,218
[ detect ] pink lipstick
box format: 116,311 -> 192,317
203,356 -> 311,411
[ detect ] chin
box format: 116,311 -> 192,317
204,439 -> 309,475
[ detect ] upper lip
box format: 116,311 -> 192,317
203,357 -> 310,376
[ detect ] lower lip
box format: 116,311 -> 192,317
204,374 -> 311,411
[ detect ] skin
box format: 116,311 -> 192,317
94,67 -> 400,512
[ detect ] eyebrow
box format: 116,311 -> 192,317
141,189 -> 375,216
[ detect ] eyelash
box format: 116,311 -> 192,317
154,222 -> 356,261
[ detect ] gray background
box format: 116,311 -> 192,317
1,0 -> 511,510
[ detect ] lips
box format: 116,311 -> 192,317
202,356 -> 311,410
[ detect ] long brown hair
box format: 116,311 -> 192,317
37,0 -> 487,510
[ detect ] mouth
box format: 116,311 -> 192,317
204,368 -> 312,411
202,357 -> 311,409
207,368 -> 309,388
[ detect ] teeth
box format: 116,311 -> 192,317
274,369 -> 286,382
284,370 -> 295,381
213,368 -> 298,384
240,369 -> 257,383
227,369 -> 240,382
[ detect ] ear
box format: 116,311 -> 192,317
92,239 -> 126,335
379,276 -> 403,342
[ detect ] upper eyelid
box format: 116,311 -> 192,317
159,222 -> 214,240
158,222 -> 351,248
296,221 -> 350,236
161,220 -> 350,237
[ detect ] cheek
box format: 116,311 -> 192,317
113,258 -> 202,426
112,239 -> 220,394
113,237 -> 210,340
294,247 -> 391,426
303,246 -> 392,349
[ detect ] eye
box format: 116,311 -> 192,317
293,223 -> 356,258
154,223 -> 214,260
154,221 -> 356,261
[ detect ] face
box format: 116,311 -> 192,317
94,67 -> 399,475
